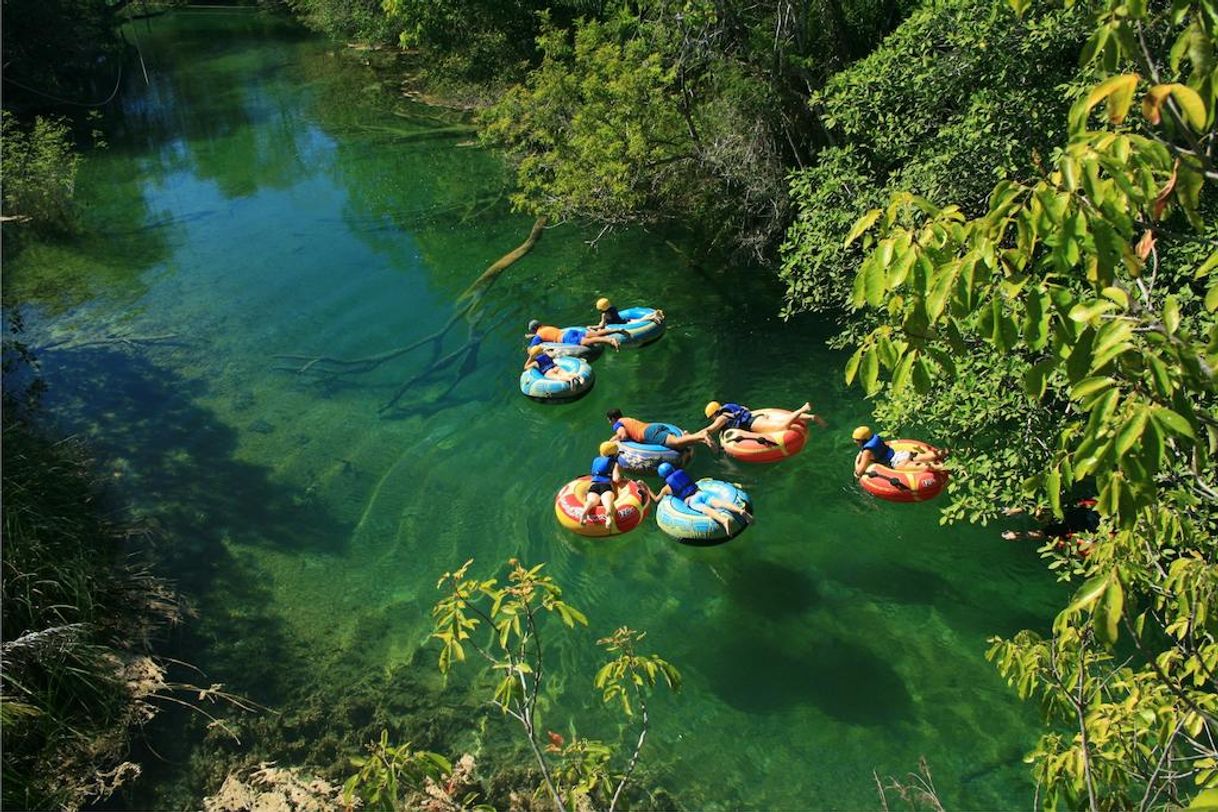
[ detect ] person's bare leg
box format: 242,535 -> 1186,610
690,500 -> 734,534
578,493 -> 599,525
665,430 -> 713,450
708,497 -> 751,522
600,491 -> 617,532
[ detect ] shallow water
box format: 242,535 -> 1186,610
8,10 -> 1062,809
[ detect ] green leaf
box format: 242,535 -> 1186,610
1167,83 -> 1208,130
1046,466 -> 1063,517
844,348 -> 862,385
1063,573 -> 1111,616
1071,376 -> 1116,401
1116,407 -> 1150,456
1151,406 -> 1196,440
860,347 -> 879,395
863,251 -> 887,308
1068,300 -> 1115,323
1164,294 -> 1181,335
1206,283 -> 1218,313
1095,576 -> 1124,646
844,209 -> 882,247
1100,286 -> 1129,309
891,350 -> 915,394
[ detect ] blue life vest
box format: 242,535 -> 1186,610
862,433 -> 894,466
590,455 -> 616,484
716,402 -> 753,430
529,335 -> 543,347
535,352 -> 556,374
664,468 -> 698,501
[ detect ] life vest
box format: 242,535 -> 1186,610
715,403 -> 752,430
590,455 -> 616,484
862,433 -> 895,466
535,325 -> 563,342
664,468 -> 698,501
604,306 -> 626,324
613,417 -> 649,443
535,352 -> 556,374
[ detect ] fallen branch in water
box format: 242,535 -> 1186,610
40,333 -> 181,351
275,216 -> 547,414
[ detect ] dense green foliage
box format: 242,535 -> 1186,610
481,0 -> 921,255
840,0 -> 1218,804
780,0 -> 1094,312
1,113 -> 83,236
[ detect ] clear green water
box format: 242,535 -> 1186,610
8,10 -> 1064,809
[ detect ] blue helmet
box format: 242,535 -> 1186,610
657,462 -> 674,478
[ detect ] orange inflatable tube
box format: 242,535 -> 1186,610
554,476 -> 650,537
721,409 -> 809,464
859,439 -> 948,503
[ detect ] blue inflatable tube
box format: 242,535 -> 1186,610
610,306 -> 665,347
617,423 -> 690,473
520,356 -> 594,402
656,479 -> 752,546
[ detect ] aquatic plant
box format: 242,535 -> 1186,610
431,558 -> 681,812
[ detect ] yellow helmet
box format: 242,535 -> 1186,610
599,441 -> 619,456
596,297 -> 612,311
704,401 -> 722,419
852,426 -> 873,442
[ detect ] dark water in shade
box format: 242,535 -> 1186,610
6,9 -> 1064,809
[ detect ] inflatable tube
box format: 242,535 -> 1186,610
554,476 -> 650,537
617,423 -> 691,473
859,439 -> 949,503
609,307 -> 665,347
520,356 -> 594,401
656,479 -> 752,546
536,339 -> 603,361
721,410 -> 809,463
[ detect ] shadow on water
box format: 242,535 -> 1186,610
693,622 -> 913,725
722,558 -> 822,617
825,559 -> 962,607
41,345 -> 353,562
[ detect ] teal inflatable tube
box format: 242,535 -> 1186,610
520,356 -> 594,401
656,479 -> 752,546
617,423 -> 690,473
610,306 -> 665,347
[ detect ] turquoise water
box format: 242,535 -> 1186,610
8,10 -> 1063,808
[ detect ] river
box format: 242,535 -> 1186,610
6,8 -> 1062,809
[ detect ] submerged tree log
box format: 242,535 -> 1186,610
275,216 -> 547,413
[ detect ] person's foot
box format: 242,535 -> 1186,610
653,309 -> 665,322
812,414 -> 828,428
579,513 -> 592,525
1001,530 -> 1019,541
609,338 -> 622,350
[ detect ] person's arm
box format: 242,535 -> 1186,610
523,359 -> 538,371
611,462 -> 625,485
853,450 -> 873,478
702,415 -> 729,434
589,313 -> 609,330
